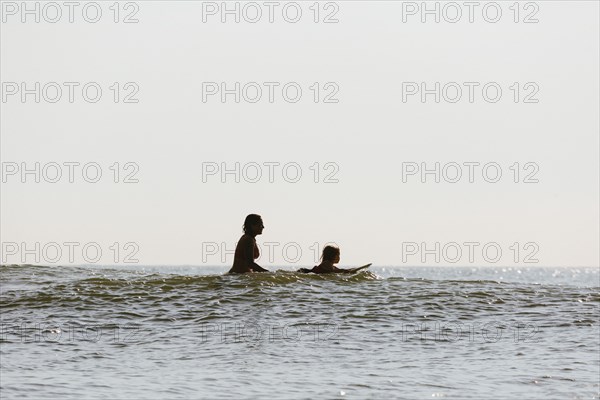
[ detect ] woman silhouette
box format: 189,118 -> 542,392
228,214 -> 269,274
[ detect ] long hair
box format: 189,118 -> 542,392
243,214 -> 262,234
321,245 -> 340,261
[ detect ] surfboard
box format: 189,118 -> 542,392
346,263 -> 372,273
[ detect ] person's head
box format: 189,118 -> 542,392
321,245 -> 340,264
243,214 -> 264,236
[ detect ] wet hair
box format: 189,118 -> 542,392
321,245 -> 340,261
243,214 -> 263,234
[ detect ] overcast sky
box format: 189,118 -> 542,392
1,1 -> 598,267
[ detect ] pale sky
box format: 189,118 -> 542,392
1,1 -> 598,267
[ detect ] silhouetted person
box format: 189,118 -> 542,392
228,214 -> 269,274
298,245 -> 369,274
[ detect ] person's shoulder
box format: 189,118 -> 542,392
312,264 -> 332,274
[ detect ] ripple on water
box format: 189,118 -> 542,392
1,264 -> 598,399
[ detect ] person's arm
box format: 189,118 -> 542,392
251,263 -> 268,272
334,264 -> 372,273
235,237 -> 253,273
244,239 -> 268,272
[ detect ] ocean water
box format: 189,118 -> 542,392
1,264 -> 598,399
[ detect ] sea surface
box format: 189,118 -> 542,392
1,264 -> 599,399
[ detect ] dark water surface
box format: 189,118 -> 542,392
1,265 -> 598,399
